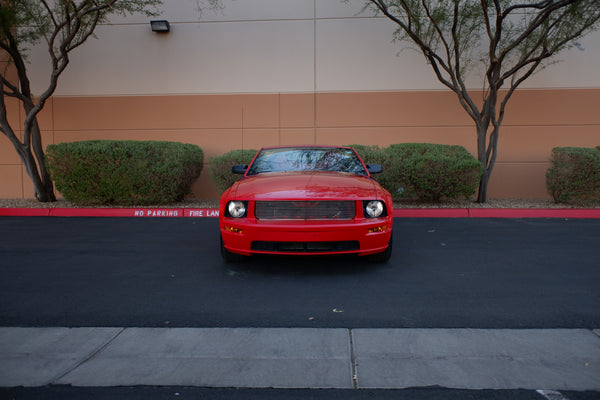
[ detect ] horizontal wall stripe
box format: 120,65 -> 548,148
2,89 -> 598,200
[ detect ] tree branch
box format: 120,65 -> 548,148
499,0 -> 581,60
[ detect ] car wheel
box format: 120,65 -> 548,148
220,235 -> 245,263
369,231 -> 393,263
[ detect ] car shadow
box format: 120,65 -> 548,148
223,254 -> 386,277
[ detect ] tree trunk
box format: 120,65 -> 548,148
15,141 -> 55,202
30,119 -> 56,202
477,171 -> 489,203
8,112 -> 56,202
33,168 -> 56,202
476,124 -> 490,203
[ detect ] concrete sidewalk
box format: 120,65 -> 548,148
1,328 -> 600,390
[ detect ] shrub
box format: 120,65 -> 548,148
46,140 -> 203,205
352,143 -> 482,202
351,144 -> 407,199
349,144 -> 386,165
209,149 -> 258,193
392,143 -> 482,202
546,147 -> 600,205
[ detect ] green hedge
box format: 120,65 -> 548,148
209,149 -> 257,193
352,143 -> 482,201
546,146 -> 600,205
46,140 -> 203,205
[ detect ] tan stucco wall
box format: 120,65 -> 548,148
3,0 -> 600,200
2,88 -> 598,199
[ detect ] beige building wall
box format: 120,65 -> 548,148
2,0 -> 599,200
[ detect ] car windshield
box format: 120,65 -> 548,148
246,147 -> 368,176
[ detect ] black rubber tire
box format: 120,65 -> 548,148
369,231 -> 393,263
220,235 -> 245,263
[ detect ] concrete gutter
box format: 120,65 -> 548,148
1,327 -> 599,390
1,207 -> 600,218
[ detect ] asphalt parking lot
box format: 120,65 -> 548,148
0,217 -> 598,328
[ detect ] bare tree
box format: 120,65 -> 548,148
365,0 -> 600,202
0,0 -> 170,201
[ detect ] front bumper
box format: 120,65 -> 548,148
220,217 -> 392,257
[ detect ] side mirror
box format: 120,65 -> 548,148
366,164 -> 383,174
232,165 -> 248,174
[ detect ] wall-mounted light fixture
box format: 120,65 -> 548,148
150,20 -> 170,33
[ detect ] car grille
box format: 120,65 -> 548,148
255,201 -> 355,220
252,241 -> 360,253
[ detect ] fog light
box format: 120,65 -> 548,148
224,226 -> 243,234
368,225 -> 387,233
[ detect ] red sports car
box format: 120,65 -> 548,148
219,146 -> 393,262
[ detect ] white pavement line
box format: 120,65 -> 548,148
49,327 -> 126,384
593,329 -> 600,339
537,390 -> 569,400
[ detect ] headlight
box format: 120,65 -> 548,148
226,201 -> 247,218
364,200 -> 385,218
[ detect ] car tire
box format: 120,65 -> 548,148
369,231 -> 393,263
220,235 -> 245,263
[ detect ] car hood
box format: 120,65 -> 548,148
232,171 -> 380,201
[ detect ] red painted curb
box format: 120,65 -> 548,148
0,208 -> 218,218
0,208 -> 51,217
392,208 -> 600,218
467,208 -> 600,219
49,208 -> 178,217
1,207 -> 599,218
393,208 -> 469,218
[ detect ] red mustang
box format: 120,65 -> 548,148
219,146 -> 393,262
